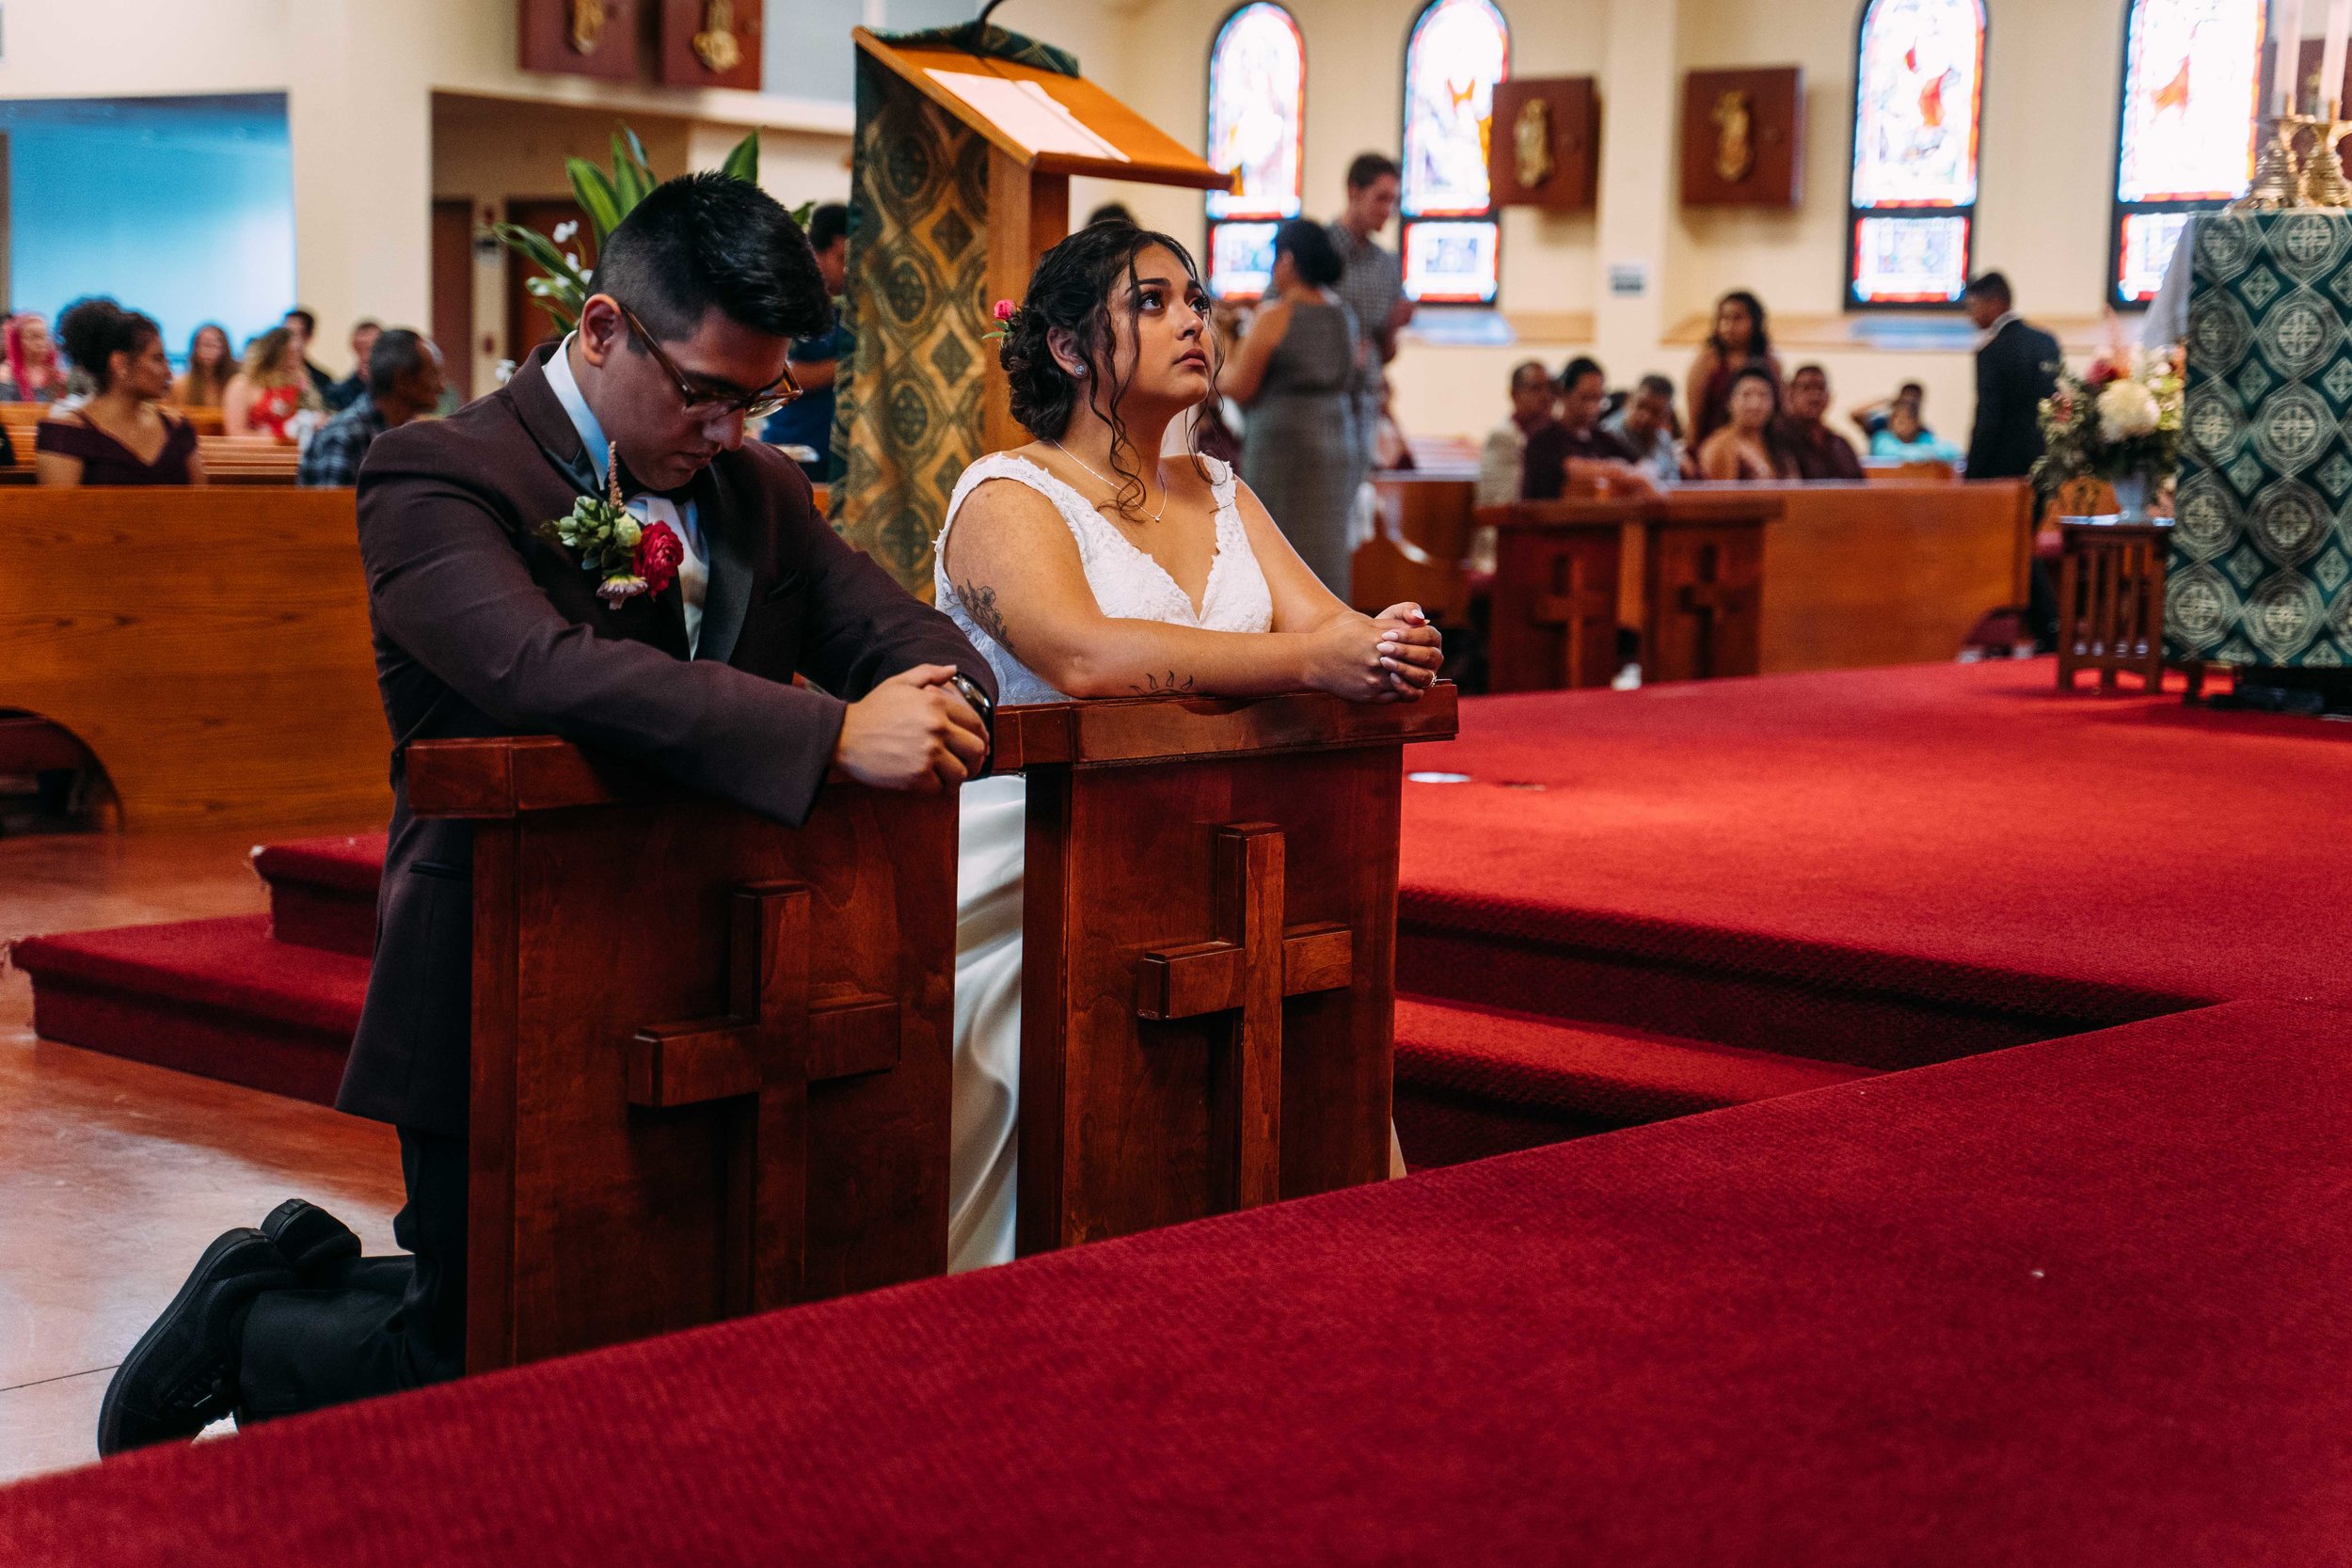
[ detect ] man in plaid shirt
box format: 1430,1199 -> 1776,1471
1327,152 -> 1412,478
298,329 -> 447,486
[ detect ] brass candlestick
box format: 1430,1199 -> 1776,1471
2234,113 -> 2306,211
2303,103 -> 2352,208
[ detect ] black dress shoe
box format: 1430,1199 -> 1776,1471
97,1227 -> 297,1456
260,1198 -> 361,1283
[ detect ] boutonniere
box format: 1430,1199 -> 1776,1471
535,491 -> 684,607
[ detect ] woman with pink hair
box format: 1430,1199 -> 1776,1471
0,312 -> 65,403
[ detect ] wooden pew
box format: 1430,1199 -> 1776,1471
1485,492 -> 1783,689
0,487 -> 387,832
999,688 -> 1459,1251
0,402 -> 241,483
406,736 -> 959,1373
198,436 -> 303,485
1354,471 -> 1479,623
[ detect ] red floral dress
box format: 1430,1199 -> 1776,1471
246,381 -> 306,443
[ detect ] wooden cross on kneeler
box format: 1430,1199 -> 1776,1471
1132,825 -> 1355,1212
1534,548 -> 1617,689
1676,543 -> 1755,681
625,881 -> 899,1314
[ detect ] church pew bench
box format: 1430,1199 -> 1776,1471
0,487 -> 387,832
4,1000 -> 2340,1562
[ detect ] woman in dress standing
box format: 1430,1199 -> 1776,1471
1224,218 -> 1362,602
35,298 -> 204,486
1686,290 -> 1781,447
933,222 -> 1443,1272
224,325 -> 317,442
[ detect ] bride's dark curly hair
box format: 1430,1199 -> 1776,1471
997,220 -> 1216,521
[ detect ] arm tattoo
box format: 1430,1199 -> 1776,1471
1131,671 -> 1197,695
957,579 -> 1015,654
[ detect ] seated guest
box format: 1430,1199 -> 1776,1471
759,201 -> 850,481
299,329 -> 445,486
1227,217 -> 1362,599
1850,379 -> 1928,439
1868,395 -> 1963,464
1478,359 -> 1557,507
283,307 -> 337,404
1686,290 -> 1780,445
1603,372 -> 1686,485
1522,356 -> 1661,502
225,325 -> 320,443
0,311 -> 65,404
35,297 -> 203,486
1695,366 -> 1795,481
172,323 -> 235,408
321,319 -> 381,413
1773,363 -> 1863,480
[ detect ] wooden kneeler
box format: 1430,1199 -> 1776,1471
407,736 -> 956,1373
998,689 -> 1459,1252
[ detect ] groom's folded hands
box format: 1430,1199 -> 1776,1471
830,663 -> 990,793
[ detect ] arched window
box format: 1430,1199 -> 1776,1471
1205,2 -> 1306,301
1401,0 -> 1509,306
2110,0 -> 2265,307
1847,0 -> 1986,309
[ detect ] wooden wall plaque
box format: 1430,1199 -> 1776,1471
1487,77 -> 1599,212
659,0 -> 764,91
1679,66 -> 1803,208
519,0 -> 644,83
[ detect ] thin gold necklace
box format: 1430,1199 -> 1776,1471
1049,438 -> 1168,526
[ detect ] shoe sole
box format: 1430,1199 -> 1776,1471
97,1228 -> 271,1457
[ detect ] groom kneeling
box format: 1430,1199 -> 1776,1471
100,174 -> 994,1453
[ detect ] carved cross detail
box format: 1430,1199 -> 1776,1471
627,880 -> 899,1313
1533,545 -> 1616,689
1674,541 -> 1755,681
1134,824 -> 1354,1213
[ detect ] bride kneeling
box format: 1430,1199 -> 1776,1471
935,222 -> 1444,1272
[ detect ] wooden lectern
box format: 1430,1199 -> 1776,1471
851,26 -> 1229,451
406,736 -> 957,1372
996,688 -> 1459,1253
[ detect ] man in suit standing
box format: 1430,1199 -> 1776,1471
1962,271 -> 2063,640
100,174 -> 997,1452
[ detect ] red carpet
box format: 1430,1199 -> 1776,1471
8,1000 -> 2348,1565
252,833 -> 382,958
1391,659 -> 2352,1155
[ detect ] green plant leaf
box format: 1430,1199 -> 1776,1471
610,132 -> 650,211
490,223 -> 590,289
721,131 -> 760,183
789,200 -> 816,228
566,158 -> 622,244
623,125 -> 653,179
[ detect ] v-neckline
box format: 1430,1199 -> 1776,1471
1012,454 -> 1224,623
73,407 -> 172,469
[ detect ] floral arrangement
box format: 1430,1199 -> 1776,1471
491,127 -> 809,336
536,493 -> 684,607
2031,348 -> 2184,498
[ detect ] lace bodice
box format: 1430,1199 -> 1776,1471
933,452 -> 1274,705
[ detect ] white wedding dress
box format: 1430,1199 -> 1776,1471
934,451 -> 1274,1272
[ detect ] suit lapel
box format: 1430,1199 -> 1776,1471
509,344 -> 601,499
695,460 -> 755,666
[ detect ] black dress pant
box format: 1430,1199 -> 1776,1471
237,1127 -> 466,1423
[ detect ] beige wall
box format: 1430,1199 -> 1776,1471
0,0 -> 2168,448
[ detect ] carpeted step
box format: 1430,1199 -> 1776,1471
10,914 -> 364,1106
1392,994 -> 1879,1169
252,832 -> 385,958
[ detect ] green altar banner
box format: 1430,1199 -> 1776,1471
2170,210 -> 2352,666
829,24 -> 1080,599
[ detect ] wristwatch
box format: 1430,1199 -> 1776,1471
948,673 -> 995,768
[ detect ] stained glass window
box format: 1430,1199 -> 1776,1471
1204,3 -> 1305,300
1401,0 -> 1509,305
2109,0 -> 2265,307
1846,0 -> 1985,307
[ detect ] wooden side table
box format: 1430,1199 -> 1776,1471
2055,520 -> 2169,694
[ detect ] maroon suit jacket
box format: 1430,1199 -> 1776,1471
341,343 -> 993,1134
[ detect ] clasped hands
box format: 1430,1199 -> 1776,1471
1309,601 -> 1444,705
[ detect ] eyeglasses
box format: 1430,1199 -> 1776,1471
614,301 -> 801,421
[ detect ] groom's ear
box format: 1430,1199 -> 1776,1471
578,295 -> 627,369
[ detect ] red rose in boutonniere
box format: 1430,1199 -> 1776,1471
634,520 -> 683,595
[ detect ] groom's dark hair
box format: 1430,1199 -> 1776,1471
590,172 -> 832,344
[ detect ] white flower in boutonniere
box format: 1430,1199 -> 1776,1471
534,494 -> 682,609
